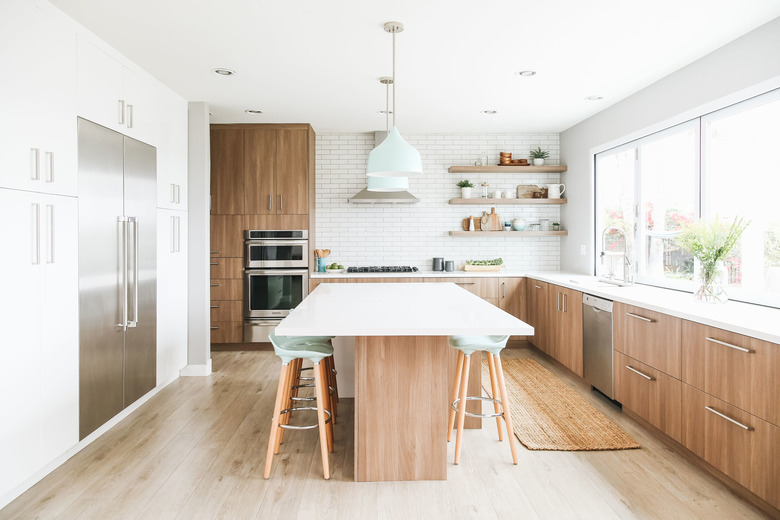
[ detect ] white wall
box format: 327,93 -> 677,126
560,16 -> 780,274
315,133 -> 563,271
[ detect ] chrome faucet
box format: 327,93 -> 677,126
600,226 -> 633,284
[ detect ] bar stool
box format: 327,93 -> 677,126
447,335 -> 518,465
264,332 -> 336,479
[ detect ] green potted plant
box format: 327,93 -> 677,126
676,216 -> 749,303
457,179 -> 475,198
530,146 -> 550,166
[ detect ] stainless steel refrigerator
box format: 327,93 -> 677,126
78,118 -> 156,439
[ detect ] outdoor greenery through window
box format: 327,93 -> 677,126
595,87 -> 780,308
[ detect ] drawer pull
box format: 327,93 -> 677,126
625,365 -> 655,381
534,285 -> 542,289
705,337 -> 753,354
210,262 -> 219,266
210,326 -> 220,330
626,312 -> 654,323
211,250 -> 220,254
210,283 -> 220,287
705,406 -> 754,431
210,305 -> 219,309
454,282 -> 475,286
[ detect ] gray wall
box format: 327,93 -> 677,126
560,17 -> 780,274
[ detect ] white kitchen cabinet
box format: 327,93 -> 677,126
0,188 -> 79,497
77,36 -> 158,145
156,87 -> 188,210
0,0 -> 77,196
157,209 -> 188,384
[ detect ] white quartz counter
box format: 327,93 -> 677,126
310,270 -> 779,344
275,282 -> 534,337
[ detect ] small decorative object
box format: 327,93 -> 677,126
504,221 -> 511,231
517,185 -> 536,198
493,190 -> 503,199
481,181 -> 490,198
676,216 -> 750,304
482,153 -> 489,166
499,152 -> 512,165
444,260 -> 455,272
504,189 -> 515,199
540,219 -> 550,231
552,222 -> 560,231
469,216 -> 475,231
512,218 -> 526,231
530,146 -> 550,166
457,179 -> 474,198
546,183 -> 566,199
474,158 -> 483,166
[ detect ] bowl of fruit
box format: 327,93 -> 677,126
325,262 -> 345,274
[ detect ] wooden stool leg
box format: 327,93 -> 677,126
313,361 -> 331,479
275,361 -> 295,451
487,353 -> 504,441
319,361 -> 335,453
454,353 -> 471,464
447,350 -> 464,442
264,363 -> 290,479
493,354 -> 519,464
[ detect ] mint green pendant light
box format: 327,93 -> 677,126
367,77 -> 410,191
366,21 -> 422,178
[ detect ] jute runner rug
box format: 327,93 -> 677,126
481,358 -> 640,451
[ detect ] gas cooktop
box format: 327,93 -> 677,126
346,266 -> 419,273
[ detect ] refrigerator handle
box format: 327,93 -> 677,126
118,217 -> 128,330
127,217 -> 139,328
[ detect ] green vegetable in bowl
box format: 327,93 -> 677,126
465,258 -> 503,266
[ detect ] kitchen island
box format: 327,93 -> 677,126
275,282 -> 533,482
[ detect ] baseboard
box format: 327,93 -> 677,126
179,359 -> 212,376
0,374 -> 180,510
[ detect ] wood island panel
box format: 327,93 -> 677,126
355,335 -> 449,481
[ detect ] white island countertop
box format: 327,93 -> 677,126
275,282 -> 534,337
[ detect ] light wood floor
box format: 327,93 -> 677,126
0,348 -> 770,520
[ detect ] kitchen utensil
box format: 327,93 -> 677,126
317,258 -> 327,272
547,183 -> 566,199
516,185 -> 536,198
444,260 -> 455,272
480,211 -> 489,229
489,207 -> 501,231
433,257 -> 444,271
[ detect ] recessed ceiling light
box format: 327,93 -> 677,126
481,110 -> 498,115
245,109 -> 263,114
212,68 -> 236,76
516,70 -> 536,77
585,95 -> 603,101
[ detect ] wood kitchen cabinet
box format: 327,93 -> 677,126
681,321 -> 779,427
614,302 -> 682,379
547,285 -> 584,376
498,277 -> 529,341
526,280 -> 549,354
210,128 -> 245,215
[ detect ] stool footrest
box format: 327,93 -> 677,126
451,396 -> 503,419
278,406 -> 332,430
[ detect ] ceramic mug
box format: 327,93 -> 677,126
493,190 -> 503,199
547,183 -> 566,199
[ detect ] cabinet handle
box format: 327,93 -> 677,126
268,195 -> 272,211
210,261 -> 219,266
210,283 -> 220,287
175,184 -> 180,203
44,151 -> 54,183
126,104 -> 134,128
534,284 -> 542,289
30,148 -> 40,181
176,216 -> 181,252
625,365 -> 655,381
280,194 -> 283,211
626,312 -> 654,323
31,203 -> 40,265
118,99 -> 125,125
210,305 -> 219,309
170,216 -> 176,253
557,292 -> 561,311
705,337 -> 753,354
211,250 -> 220,255
563,293 -> 567,313
170,184 -> 176,203
46,204 -> 54,264
705,406 -> 754,431
210,326 -> 220,330
454,282 -> 475,286
502,282 -> 506,299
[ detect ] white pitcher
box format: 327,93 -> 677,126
547,183 -> 566,199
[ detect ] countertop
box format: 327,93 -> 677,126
275,282 -> 534,337
311,270 -> 780,344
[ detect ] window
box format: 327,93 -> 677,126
595,88 -> 780,308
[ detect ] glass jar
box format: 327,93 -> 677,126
481,182 -> 490,198
540,219 -> 550,231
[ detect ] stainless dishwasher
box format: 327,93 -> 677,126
582,294 -> 614,399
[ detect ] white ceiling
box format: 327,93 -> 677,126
50,0 -> 780,134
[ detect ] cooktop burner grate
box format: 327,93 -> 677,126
346,266 -> 419,273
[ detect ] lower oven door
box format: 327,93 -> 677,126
244,269 -> 309,319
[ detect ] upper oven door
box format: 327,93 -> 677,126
245,239 -> 309,269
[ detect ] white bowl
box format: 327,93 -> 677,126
325,268 -> 345,274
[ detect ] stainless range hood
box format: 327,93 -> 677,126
348,132 -> 420,204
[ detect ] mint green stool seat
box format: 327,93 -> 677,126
269,332 -> 334,364
448,335 -> 510,356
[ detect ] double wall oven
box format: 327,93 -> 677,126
243,230 -> 309,342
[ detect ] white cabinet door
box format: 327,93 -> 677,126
157,209 -> 188,384
156,88 -> 188,210
76,36 -> 124,134
122,67 -> 158,145
0,0 -> 77,196
39,194 -> 79,464
0,188 -> 43,498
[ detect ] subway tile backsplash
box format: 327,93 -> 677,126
315,132 -> 562,271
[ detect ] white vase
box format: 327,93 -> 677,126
533,158 -> 544,166
461,187 -> 472,198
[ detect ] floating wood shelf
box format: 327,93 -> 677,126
449,230 -> 568,237
448,165 -> 567,174
449,198 -> 567,205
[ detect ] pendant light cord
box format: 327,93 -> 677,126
392,29 -> 396,127
385,80 -> 389,133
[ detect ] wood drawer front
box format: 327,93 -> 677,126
210,321 -> 243,344
210,215 -> 243,257
682,320 -> 779,427
210,278 -> 242,301
309,278 -> 349,293
614,352 -> 682,442
682,384 -> 779,508
614,302 -> 681,378
210,300 -> 243,322
243,214 -> 309,231
432,277 -> 498,300
210,257 -> 243,279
